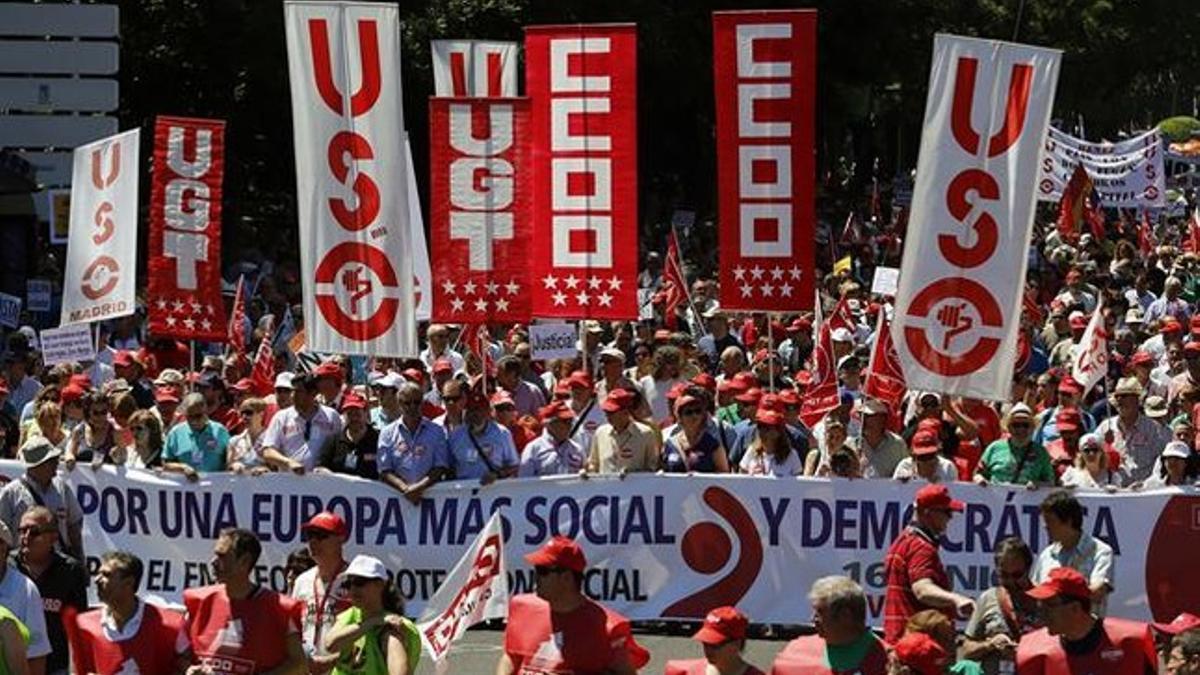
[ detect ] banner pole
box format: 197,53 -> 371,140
767,314 -> 776,392
670,223 -> 708,338
480,328 -> 488,394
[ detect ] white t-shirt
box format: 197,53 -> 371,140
638,375 -> 682,422
261,405 -> 342,470
739,448 -> 803,477
291,565 -> 350,655
100,599 -> 190,652
0,566 -> 50,657
891,456 -> 960,484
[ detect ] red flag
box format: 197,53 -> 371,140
1188,208 -> 1200,254
146,116 -> 228,340
714,10 -> 816,312
799,295 -> 841,427
1084,186 -> 1106,241
429,98 -> 533,323
459,323 -> 494,375
1138,211 -> 1157,256
250,321 -> 276,396
1022,288 -> 1045,326
227,275 -> 247,354
863,310 -> 906,408
662,230 -> 687,329
1057,164 -> 1091,242
525,25 -> 639,319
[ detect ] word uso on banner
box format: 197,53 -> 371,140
37,463 -> 1195,625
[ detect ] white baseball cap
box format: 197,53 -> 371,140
831,327 -> 854,343
273,372 -> 295,390
342,554 -> 389,581
1163,441 -> 1192,460
374,372 -> 406,389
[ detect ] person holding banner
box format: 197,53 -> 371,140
323,555 -> 419,675
260,373 -> 342,475
587,389 -> 661,476
882,484 -> 975,645
1015,568 -> 1157,674
67,551 -> 190,675
518,402 -> 587,477
184,527 -> 305,674
498,536 -> 649,674
663,606 -> 764,675
771,575 -> 888,674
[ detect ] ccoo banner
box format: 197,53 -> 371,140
61,129 -> 140,326
1037,127 -> 1165,208
713,10 -> 816,313
40,462 -> 1196,626
525,24 -> 640,320
431,40 -> 519,97
284,1 -> 417,357
429,98 -> 532,323
893,35 -> 1060,401
147,116 -> 228,341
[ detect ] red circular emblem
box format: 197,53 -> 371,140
902,277 -> 1003,376
314,242 -> 400,341
81,255 -> 120,300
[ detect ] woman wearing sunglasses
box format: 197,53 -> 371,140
113,410 -> 164,469
227,398 -> 270,476
62,391 -> 115,470
325,555 -> 420,675
742,408 -> 803,477
663,391 -> 730,474
1060,433 -> 1124,490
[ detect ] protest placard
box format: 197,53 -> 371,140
529,322 -> 578,361
40,323 -> 95,364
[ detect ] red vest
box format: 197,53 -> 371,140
1016,618 -> 1157,675
770,634 -> 889,675
664,658 -> 765,674
68,603 -> 186,675
184,585 -> 302,674
503,593 -> 649,674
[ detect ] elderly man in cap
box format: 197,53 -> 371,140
772,575 -> 887,673
194,371 -> 239,433
315,392 -> 378,479
290,512 -> 353,673
1033,376 -> 1096,447
0,437 -> 83,561
422,358 -> 456,409
368,372 -> 404,429
519,402 -> 588,477
664,606 -> 764,675
162,393 -> 230,480
974,404 -> 1056,488
587,389 -> 660,476
893,430 -> 959,484
1168,341 -> 1200,405
1095,377 -> 1172,482
1015,568 -> 1156,674
882,484 -> 975,644
447,387 -> 518,484
0,519 -> 51,672
853,398 -> 908,478
498,536 -> 649,674
378,382 -> 449,504
270,371 -> 295,410
564,371 -> 605,445
112,350 -> 154,409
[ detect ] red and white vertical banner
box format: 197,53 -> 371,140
61,129 -> 140,326
1071,299 -> 1107,397
892,35 -> 1060,400
431,40 -> 519,97
147,116 -> 227,340
284,1 -> 417,356
713,10 -> 816,312
525,24 -> 639,319
430,98 -> 532,323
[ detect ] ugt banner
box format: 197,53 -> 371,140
893,35 -> 1060,401
430,98 -> 532,323
147,116 -> 228,341
61,129 -> 140,326
525,24 -> 639,319
1037,126 -> 1165,208
284,1 -> 417,357
431,40 -> 519,97
714,10 -> 816,312
50,462 -> 1195,625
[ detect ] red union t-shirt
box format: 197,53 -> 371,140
184,585 -> 301,674
504,593 -> 650,674
882,525 -> 953,644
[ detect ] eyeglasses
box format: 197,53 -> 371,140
399,398 -> 423,406
17,525 -> 53,536
306,530 -> 333,541
239,409 -> 257,418
442,395 -> 462,403
679,407 -> 704,418
1083,446 -> 1101,455
131,426 -> 148,433
344,577 -> 375,588
535,565 -> 566,577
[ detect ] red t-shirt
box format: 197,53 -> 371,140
1016,618 -> 1157,675
185,585 -> 301,674
664,658 -> 765,675
69,603 -> 187,675
504,594 -> 650,674
882,525 -> 952,644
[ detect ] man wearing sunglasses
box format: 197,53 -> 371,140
1015,567 -> 1157,674
665,605 -> 765,675
15,506 -> 87,675
498,536 -> 649,674
261,373 -> 342,475
882,484 -> 976,645
974,404 -> 1056,489
291,512 -> 352,674
378,382 -> 449,504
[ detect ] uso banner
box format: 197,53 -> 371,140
1037,127 -> 1165,208
53,463 -> 1194,625
893,36 -> 1060,401
147,116 -> 227,341
61,129 -> 139,326
430,99 -> 532,323
284,1 -> 417,357
526,24 -> 639,319
431,40 -> 519,97
714,10 -> 816,312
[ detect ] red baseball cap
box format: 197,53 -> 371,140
1026,567 -> 1090,602
539,401 -> 575,422
567,371 -> 593,390
490,391 -> 515,408
755,408 -> 783,427
893,632 -> 949,675
1022,562 -> 1089,598
1152,612 -> 1200,635
1057,377 -> 1082,395
433,358 -> 454,374
759,393 -> 780,412
1185,342 -> 1200,358
691,606 -> 749,645
691,372 -> 716,392
69,374 -> 92,390
61,384 -> 86,405
732,372 -> 758,389
302,511 -> 349,539
113,350 -> 137,368
601,389 -> 635,413
666,382 -> 689,402
777,389 -> 801,407
914,483 -> 965,512
1163,319 -> 1184,335
314,361 -> 343,378
734,387 -> 763,404
1130,351 -> 1155,367
1055,407 -> 1082,432
341,392 -> 367,410
402,368 -> 425,385
911,430 -> 940,456
524,536 -> 586,573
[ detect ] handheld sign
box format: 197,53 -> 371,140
529,322 -> 578,361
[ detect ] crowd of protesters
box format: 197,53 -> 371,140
0,202 -> 1196,671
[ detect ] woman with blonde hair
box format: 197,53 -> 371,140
30,402 -> 68,453
1059,433 -> 1123,490
227,397 -> 270,475
116,410 -> 164,469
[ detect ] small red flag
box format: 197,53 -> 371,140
1138,211 -> 1157,256
227,275 -> 247,353
662,230 -> 687,330
863,311 -> 906,408
799,295 -> 854,428
250,320 -> 276,397
1057,164 -> 1091,242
